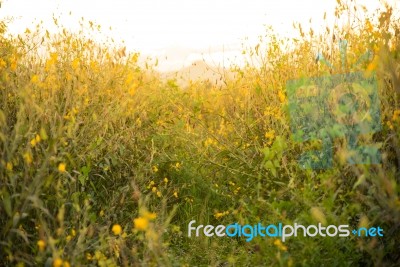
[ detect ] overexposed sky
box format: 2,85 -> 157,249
0,0 -> 394,70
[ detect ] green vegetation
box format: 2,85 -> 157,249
1,2 -> 400,266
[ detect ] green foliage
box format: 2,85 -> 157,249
1,2 -> 400,267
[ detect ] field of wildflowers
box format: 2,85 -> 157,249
1,1 -> 400,266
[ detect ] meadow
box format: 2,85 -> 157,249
1,2 -> 400,266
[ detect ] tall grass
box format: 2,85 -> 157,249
1,2 -> 400,266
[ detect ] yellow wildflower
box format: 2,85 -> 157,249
30,138 -> 37,147
278,90 -> 286,103
152,165 -> 158,173
387,120 -> 394,130
72,58 -> 79,70
58,163 -> 66,173
86,252 -> 93,260
143,211 -> 157,220
31,75 -> 39,84
37,239 -> 46,252
173,191 -> 178,198
204,137 -> 217,148
265,129 -> 275,139
6,162 -> 13,171
133,217 -> 149,231
265,130 -> 276,145
0,58 -> 6,69
392,110 -> 400,122
112,224 -> 122,235
147,180 -> 155,189
53,258 -> 63,267
10,59 -> 17,71
365,19 -> 373,32
274,239 -> 288,251
214,211 -> 229,219
367,55 -> 379,72
23,152 -> 32,164
163,177 -> 168,184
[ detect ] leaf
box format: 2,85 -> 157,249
265,160 -> 277,177
353,174 -> 366,189
255,44 -> 260,56
40,127 -> 48,140
78,175 -> 86,186
2,190 -> 12,217
310,207 -> 327,225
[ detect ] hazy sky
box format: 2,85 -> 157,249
0,0 -> 395,70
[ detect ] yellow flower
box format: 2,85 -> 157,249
53,258 -> 63,267
147,180 -> 155,189
156,191 -> 162,198
30,138 -> 37,147
10,59 -> 17,71
72,58 -> 79,70
152,186 -> 157,193
274,239 -> 287,251
31,75 -> 39,84
265,130 -> 275,139
214,212 -> 224,219
365,19 -> 373,32
133,217 -> 149,231
86,252 -> 93,260
278,90 -> 286,103
6,162 -> 13,171
173,191 -> 178,198
392,110 -> 400,122
387,120 -> 394,130
143,211 -> 157,220
112,224 -> 122,235
163,177 -> 168,184
214,211 -> 229,219
37,240 -> 46,252
234,187 -> 241,195
204,137 -> 216,148
0,58 -> 6,69
265,130 -> 276,145
367,55 -> 379,72
23,152 -> 32,164
58,163 -> 66,173
152,165 -> 158,173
